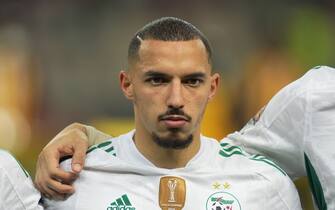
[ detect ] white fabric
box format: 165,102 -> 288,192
0,149 -> 42,210
45,130 -> 301,210
225,66 -> 335,209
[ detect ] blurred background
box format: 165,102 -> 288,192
1,0 -> 335,209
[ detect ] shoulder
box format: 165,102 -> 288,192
86,130 -> 133,159
279,65 -> 335,103
217,141 -> 287,175
252,66 -> 335,128
264,65 -> 334,110
259,65 -> 335,135
217,143 -> 301,208
0,149 -> 29,178
87,130 -> 133,155
60,138 -> 118,171
301,65 -> 335,87
0,150 -> 42,210
0,149 -> 15,163
200,135 -> 221,150
60,131 -> 133,170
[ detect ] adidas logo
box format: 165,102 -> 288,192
107,194 -> 136,210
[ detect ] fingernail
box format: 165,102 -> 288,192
73,163 -> 82,173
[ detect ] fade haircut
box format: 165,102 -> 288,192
128,17 -> 212,66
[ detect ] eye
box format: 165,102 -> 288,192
184,78 -> 203,87
146,77 -> 167,86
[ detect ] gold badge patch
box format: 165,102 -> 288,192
159,176 -> 186,210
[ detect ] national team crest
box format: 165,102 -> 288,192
206,192 -> 241,210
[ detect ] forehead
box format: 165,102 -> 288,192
134,39 -> 211,74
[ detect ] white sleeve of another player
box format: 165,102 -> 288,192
0,150 -> 42,210
225,66 -> 335,209
302,66 -> 335,209
225,73 -> 307,180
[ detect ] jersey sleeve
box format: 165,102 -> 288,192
224,71 -> 307,179
0,150 -> 42,210
224,66 -> 335,209
302,66 -> 335,210
261,168 -> 302,210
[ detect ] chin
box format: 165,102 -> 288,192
152,132 -> 193,149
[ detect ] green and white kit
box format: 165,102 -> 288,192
44,130 -> 301,210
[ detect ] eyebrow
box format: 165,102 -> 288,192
143,70 -> 206,78
182,72 -> 206,79
143,71 -> 169,78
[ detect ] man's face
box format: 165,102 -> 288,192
121,39 -> 219,148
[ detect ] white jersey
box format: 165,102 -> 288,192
45,130 -> 301,210
225,66 -> 335,210
0,149 -> 42,210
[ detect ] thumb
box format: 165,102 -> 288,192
71,140 -> 88,173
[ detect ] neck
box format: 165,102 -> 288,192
133,128 -> 201,169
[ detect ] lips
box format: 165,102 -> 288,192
160,115 -> 189,128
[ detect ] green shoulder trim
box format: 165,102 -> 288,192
305,153 -> 327,210
220,142 -> 243,153
219,149 -> 244,157
249,154 -> 286,176
87,140 -> 116,156
219,143 -> 286,176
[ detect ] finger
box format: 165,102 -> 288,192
38,179 -> 63,200
47,178 -> 75,194
34,181 -> 43,194
41,184 -> 67,201
36,170 -> 75,199
50,168 -> 78,184
35,151 -> 59,193
43,149 -> 77,182
43,147 -> 61,172
71,140 -> 88,173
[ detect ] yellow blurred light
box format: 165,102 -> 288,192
90,118 -> 134,136
0,108 -> 31,154
0,108 -> 17,150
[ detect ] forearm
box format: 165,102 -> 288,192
84,125 -> 112,146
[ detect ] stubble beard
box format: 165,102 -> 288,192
152,129 -> 193,149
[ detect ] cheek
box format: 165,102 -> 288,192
196,96 -> 209,114
187,91 -> 210,116
133,88 -> 164,114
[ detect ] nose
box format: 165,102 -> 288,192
166,79 -> 184,109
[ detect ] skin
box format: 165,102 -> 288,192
35,123 -> 88,199
120,39 -> 220,168
35,38 -> 220,198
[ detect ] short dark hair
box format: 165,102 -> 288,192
128,17 -> 212,65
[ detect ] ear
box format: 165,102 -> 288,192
208,73 -> 220,100
119,70 -> 134,100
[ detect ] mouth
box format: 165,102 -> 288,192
159,115 -> 190,128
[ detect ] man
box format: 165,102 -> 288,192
0,149 -> 42,210
40,17 -> 301,209
37,66 -> 335,210
74,65 -> 334,210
